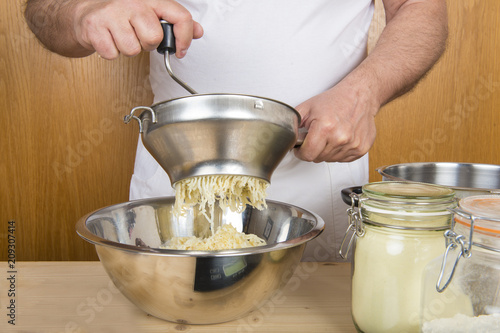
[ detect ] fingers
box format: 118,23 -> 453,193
74,0 -> 203,59
130,11 -> 165,52
294,119 -> 375,163
152,0 -> 204,58
294,136 -> 366,163
79,18 -> 143,59
80,27 -> 121,60
294,121 -> 327,162
293,84 -> 378,163
109,21 -> 143,57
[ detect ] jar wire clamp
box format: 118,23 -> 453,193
436,208 -> 478,292
339,192 -> 365,259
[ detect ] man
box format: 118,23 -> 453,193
25,0 -> 448,261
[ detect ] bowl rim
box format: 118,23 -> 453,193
149,93 -> 301,122
76,197 -> 324,257
376,162 -> 500,193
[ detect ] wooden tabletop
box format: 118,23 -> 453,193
2,261 -> 356,333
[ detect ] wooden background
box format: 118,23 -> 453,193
1,0 -> 499,261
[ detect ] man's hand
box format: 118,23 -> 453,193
25,0 -> 203,59
294,0 -> 447,164
294,72 -> 379,163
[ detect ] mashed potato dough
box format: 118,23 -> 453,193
173,175 -> 268,231
161,224 -> 266,250
167,175 -> 269,250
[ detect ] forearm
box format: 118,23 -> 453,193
24,0 -> 93,57
345,0 -> 448,108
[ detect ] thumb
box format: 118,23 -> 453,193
294,100 -> 311,127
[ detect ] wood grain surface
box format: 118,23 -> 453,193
1,0 -> 499,261
369,0 -> 500,180
1,0 -> 153,261
1,262 -> 355,333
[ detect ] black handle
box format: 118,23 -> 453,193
157,20 -> 176,55
340,186 -> 363,207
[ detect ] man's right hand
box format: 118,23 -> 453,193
25,0 -> 203,59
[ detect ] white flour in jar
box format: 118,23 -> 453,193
351,226 -> 446,333
422,313 -> 500,333
349,182 -> 457,333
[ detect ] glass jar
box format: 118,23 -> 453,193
340,181 -> 456,333
421,195 -> 500,332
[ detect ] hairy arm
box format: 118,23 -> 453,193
295,0 -> 448,163
24,0 -> 82,57
362,0 -> 448,105
24,0 -> 203,59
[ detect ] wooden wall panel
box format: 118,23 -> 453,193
1,0 -> 153,261
369,0 -> 500,181
1,0 -> 498,261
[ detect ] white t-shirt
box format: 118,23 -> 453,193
130,0 -> 374,261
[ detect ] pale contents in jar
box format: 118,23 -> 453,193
351,226 -> 446,333
422,313 -> 500,333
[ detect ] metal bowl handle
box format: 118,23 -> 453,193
123,106 -> 157,133
293,127 -> 308,148
341,186 -> 363,207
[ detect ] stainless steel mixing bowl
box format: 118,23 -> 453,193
377,162 -> 500,198
76,197 -> 324,324
125,94 -> 300,186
